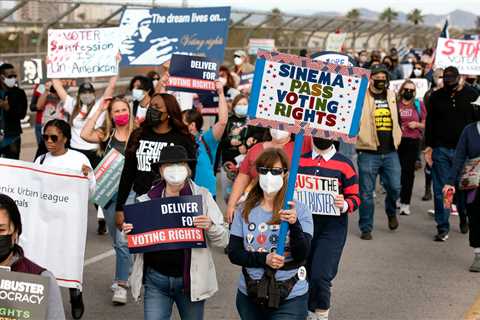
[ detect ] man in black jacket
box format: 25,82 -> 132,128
0,63 -> 27,159
424,66 -> 480,241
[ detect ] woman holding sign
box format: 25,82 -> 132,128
228,148 -> 313,320
34,119 -> 95,319
81,96 -> 135,305
0,194 -> 65,320
123,145 -> 228,320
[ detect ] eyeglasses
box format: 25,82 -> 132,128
256,166 -> 287,176
42,134 -> 59,143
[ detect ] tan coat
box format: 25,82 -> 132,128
356,89 -> 402,151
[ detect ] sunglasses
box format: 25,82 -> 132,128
42,134 -> 59,143
256,166 -> 287,176
4,74 -> 16,79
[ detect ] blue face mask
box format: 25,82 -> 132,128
234,104 -> 248,117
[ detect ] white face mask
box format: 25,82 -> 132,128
132,88 -> 146,102
234,104 -> 248,117
270,128 -> 290,141
234,57 -> 243,66
3,77 -> 16,88
163,164 -> 188,186
259,172 -> 284,195
80,93 -> 95,105
152,80 -> 159,88
413,69 -> 422,77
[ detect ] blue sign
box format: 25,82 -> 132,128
167,54 -> 218,93
124,195 -> 206,253
119,7 -> 231,66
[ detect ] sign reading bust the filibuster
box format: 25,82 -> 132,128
247,51 -> 370,143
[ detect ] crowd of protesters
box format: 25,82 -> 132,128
0,42 -> 479,320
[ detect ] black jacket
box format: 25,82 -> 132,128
0,87 -> 27,137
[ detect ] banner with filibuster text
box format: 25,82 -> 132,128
0,159 -> 89,289
0,269 -> 49,320
47,27 -> 121,78
295,174 -> 340,216
247,51 -> 370,143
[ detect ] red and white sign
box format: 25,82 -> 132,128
434,38 -> 480,75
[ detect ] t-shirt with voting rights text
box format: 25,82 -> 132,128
230,200 -> 313,300
372,92 -> 395,154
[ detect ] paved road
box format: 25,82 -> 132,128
18,128 -> 480,320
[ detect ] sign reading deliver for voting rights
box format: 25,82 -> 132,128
0,269 -> 49,320
119,6 -> 230,66
248,51 -> 370,143
167,54 -> 218,94
124,195 -> 206,253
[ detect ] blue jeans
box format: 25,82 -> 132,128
102,192 -> 135,283
144,267 -> 205,320
34,123 -> 42,145
357,151 -> 401,233
432,147 -> 455,233
236,291 -> 308,320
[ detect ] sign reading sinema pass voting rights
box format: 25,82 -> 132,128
248,51 -> 370,143
0,269 -> 49,320
124,195 -> 206,253
167,54 -> 218,93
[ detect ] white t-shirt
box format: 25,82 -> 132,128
35,149 -> 96,195
63,95 -> 106,151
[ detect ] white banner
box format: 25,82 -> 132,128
47,27 -> 121,78
248,38 -> 275,55
434,38 -> 480,75
325,33 -> 346,52
389,78 -> 429,99
0,159 -> 89,289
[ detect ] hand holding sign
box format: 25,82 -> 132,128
131,37 -> 178,65
266,253 -> 285,269
193,215 -> 213,230
279,201 -> 297,224
334,194 -> 345,210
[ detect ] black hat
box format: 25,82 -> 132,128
443,66 -> 459,79
152,145 -> 195,171
370,64 -> 389,77
79,82 -> 95,93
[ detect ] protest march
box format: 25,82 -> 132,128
0,1 -> 479,320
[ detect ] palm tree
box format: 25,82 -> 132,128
407,9 -> 424,25
379,7 -> 398,49
346,9 -> 360,50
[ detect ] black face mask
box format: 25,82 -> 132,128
444,81 -> 458,92
373,79 -> 387,91
402,90 -> 415,101
0,234 -> 13,263
466,78 -> 476,85
145,108 -> 166,126
313,137 -> 334,150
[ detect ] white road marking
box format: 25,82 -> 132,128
84,249 -> 115,267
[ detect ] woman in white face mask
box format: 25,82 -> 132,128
226,127 -> 296,223
128,75 -> 154,125
122,145 -> 228,320
232,50 -> 255,77
228,148 -> 313,319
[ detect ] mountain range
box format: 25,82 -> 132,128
314,8 -> 478,30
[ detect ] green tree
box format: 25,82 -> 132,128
407,9 -> 424,25
346,9 -> 360,50
379,7 -> 398,49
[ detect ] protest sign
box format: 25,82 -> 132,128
47,27 -> 121,78
238,72 -> 254,91
248,50 -> 370,143
124,195 -> 206,253
92,149 -> 125,208
119,7 -> 230,66
434,38 -> 480,75
389,78 -> 429,99
198,92 -> 219,114
0,270 -> 49,320
167,54 -> 217,93
248,38 -> 275,55
325,33 -> 346,52
22,58 -> 43,85
295,174 -> 340,216
0,159 -> 89,289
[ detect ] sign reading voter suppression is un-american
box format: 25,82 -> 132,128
248,51 -> 370,143
124,195 -> 206,253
